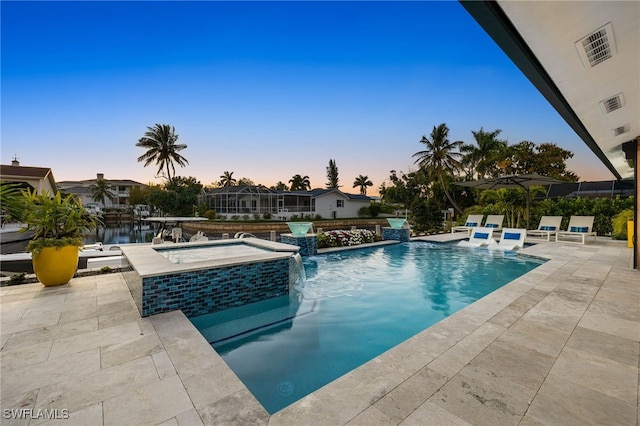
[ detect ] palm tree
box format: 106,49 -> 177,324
353,175 -> 373,195
289,174 -> 311,191
271,181 -> 289,191
460,128 -> 507,179
219,171 -> 237,187
0,182 -> 25,222
136,124 -> 188,182
412,123 -> 464,215
90,178 -> 116,207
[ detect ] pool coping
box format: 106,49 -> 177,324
120,238 -> 299,277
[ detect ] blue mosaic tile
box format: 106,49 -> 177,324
125,257 -> 291,318
382,227 -> 410,242
280,235 -> 318,256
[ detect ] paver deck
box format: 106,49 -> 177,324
1,237 -> 638,425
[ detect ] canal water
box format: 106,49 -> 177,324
83,223 -> 158,246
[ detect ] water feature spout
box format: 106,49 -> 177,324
291,253 -> 307,287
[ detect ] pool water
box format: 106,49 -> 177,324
156,243 -> 269,263
190,242 -> 544,414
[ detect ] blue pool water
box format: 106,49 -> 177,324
190,242 -> 544,414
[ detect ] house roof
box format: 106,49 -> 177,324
0,164 -> 52,179
58,179 -> 146,187
0,164 -> 57,191
539,179 -> 634,199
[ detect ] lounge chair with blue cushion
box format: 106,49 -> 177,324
555,216 -> 597,244
457,227 -> 495,248
451,214 -> 484,235
489,228 -> 526,251
484,215 -> 504,234
526,216 -> 562,241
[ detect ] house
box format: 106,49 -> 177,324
58,173 -> 147,209
0,158 -> 57,195
202,185 -> 373,219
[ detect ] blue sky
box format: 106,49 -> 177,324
1,1 -> 614,195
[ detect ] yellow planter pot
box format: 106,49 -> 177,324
32,245 -> 80,287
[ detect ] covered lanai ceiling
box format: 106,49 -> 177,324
461,1 -> 639,180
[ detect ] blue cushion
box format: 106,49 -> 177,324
486,223 -> 498,228
504,232 -> 521,240
540,225 -> 556,231
473,232 -> 489,239
570,226 -> 588,232
465,222 -> 477,227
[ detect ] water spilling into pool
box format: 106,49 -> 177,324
190,242 -> 544,414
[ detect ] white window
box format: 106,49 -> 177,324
336,200 -> 344,208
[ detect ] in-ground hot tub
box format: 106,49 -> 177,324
120,239 -> 300,318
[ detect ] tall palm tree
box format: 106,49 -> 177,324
219,171 -> 237,187
289,174 -> 311,191
353,175 -> 373,195
136,124 -> 188,182
90,178 -> 116,207
412,123 -> 464,215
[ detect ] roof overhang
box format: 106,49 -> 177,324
460,1 -> 639,180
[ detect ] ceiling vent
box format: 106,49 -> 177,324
599,93 -> 625,114
575,23 -> 615,68
611,124 -> 630,137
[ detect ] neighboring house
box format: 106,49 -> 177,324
58,173 -> 147,209
0,158 -> 57,195
202,185 -> 373,219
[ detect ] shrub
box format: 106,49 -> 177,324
263,213 -> 272,220
204,209 -> 216,220
98,266 -> 113,274
611,209 -> 634,240
368,203 -> 382,217
317,229 -> 379,248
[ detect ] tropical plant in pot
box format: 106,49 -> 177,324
20,189 -> 98,286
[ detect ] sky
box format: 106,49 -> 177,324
1,1 -> 615,196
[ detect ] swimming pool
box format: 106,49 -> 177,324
190,241 -> 544,414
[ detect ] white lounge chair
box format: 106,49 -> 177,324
451,214 -> 484,235
189,231 -> 209,242
555,216 -> 597,244
484,215 -> 504,233
457,227 -> 495,248
489,228 -> 526,251
526,216 -> 562,241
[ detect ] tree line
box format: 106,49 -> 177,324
116,122 -> 625,225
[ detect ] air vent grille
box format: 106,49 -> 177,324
612,124 -> 629,137
575,23 -> 615,69
599,93 -> 625,114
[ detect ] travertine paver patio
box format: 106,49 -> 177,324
1,237 -> 638,425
